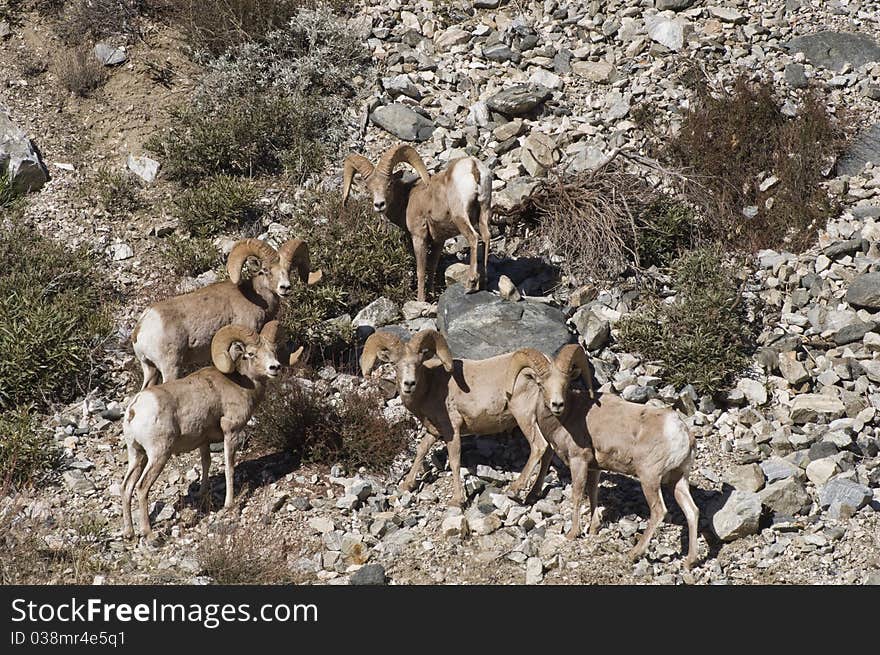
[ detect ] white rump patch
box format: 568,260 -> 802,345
662,412 -> 691,472
451,159 -> 479,202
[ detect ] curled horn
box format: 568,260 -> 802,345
260,320 -> 285,345
555,344 -> 597,399
360,331 -> 404,376
277,238 -> 321,285
211,325 -> 259,374
342,153 -> 375,206
408,329 -> 453,372
505,348 -> 551,397
226,239 -> 279,285
376,144 -> 431,185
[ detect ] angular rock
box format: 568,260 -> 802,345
437,283 -> 573,360
441,514 -> 469,537
435,27 -> 471,51
127,154 -> 159,184
757,478 -> 811,516
1,108 -> 49,193
737,378 -> 768,406
656,0 -> 694,9
846,271 -> 880,311
707,6 -> 746,24
352,297 -> 400,329
370,104 -> 435,142
818,477 -> 872,511
724,464 -> 765,493
485,84 -> 552,117
806,457 -> 840,486
833,320 -> 876,346
570,306 -> 610,351
711,490 -> 762,541
571,60 -> 615,83
787,31 -> 880,71
790,395 -> 846,424
778,352 -> 810,386
62,470 -> 96,495
94,43 -> 127,66
645,15 -> 686,51
349,563 -> 387,585
382,74 -> 422,100
760,457 -> 802,483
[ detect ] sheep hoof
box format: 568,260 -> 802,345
144,532 -> 162,547
122,527 -> 134,540
565,528 -> 580,540
448,496 -> 464,509
627,547 -> 644,563
399,480 -> 415,493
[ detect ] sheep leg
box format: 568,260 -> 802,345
139,359 -> 161,390
221,432 -> 238,510
673,475 -> 700,570
135,448 -> 172,543
121,442 -> 147,540
413,236 -> 429,303
426,241 -> 444,298
478,203 -> 491,289
463,222 -> 481,293
198,444 -> 211,498
586,467 -> 602,535
157,362 -> 181,385
524,448 -> 553,505
629,479 -> 667,563
447,428 -> 465,508
566,457 -> 589,540
400,431 -> 437,492
509,420 -> 547,496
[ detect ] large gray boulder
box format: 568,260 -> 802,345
1,108 -> 49,193
711,490 -> 762,542
485,84 -> 552,117
847,272 -> 880,310
370,103 -> 435,142
786,31 -> 880,71
437,283 -> 574,360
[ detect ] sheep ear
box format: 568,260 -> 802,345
375,348 -> 394,364
423,356 -> 446,370
229,342 -> 247,361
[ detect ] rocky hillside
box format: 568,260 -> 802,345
1,0 -> 880,585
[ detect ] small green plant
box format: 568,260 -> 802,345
55,46 -> 107,97
173,175 -> 260,237
249,375 -> 412,471
89,165 -> 143,214
634,197 -> 697,269
618,247 -> 754,395
0,171 -> 18,208
0,217 -> 111,411
280,193 -> 413,346
163,235 -> 222,276
0,407 -> 60,487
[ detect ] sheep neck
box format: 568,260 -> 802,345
384,178 -> 420,231
241,276 -> 280,317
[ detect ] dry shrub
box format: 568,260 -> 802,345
248,373 -> 412,472
57,0 -> 144,43
163,235 -> 221,276
0,408 -> 59,488
506,161 -> 661,282
665,74 -> 847,252
56,46 -> 107,97
197,525 -> 300,584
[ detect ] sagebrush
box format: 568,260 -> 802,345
162,235 -> 221,276
618,247 -> 754,394
0,408 -> 59,488
248,374 -> 412,471
174,175 -> 260,237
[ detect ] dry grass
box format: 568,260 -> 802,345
55,46 -> 107,97
197,523 -> 305,584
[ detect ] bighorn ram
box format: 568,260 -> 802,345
360,329 -> 593,507
122,321 -> 299,542
507,348 -> 700,569
342,144 -> 492,302
132,238 -> 321,389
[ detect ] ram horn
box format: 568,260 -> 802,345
342,153 -> 375,206
211,325 -> 259,374
555,343 -> 597,399
277,238 -> 321,285
359,331 -> 404,376
505,348 -> 552,397
376,144 -> 430,185
408,329 -> 453,373
260,320 -> 285,345
226,239 -> 279,285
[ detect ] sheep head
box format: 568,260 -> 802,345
211,323 -> 281,380
506,344 -> 595,417
341,144 -> 431,213
360,328 -> 453,400
227,238 -> 321,298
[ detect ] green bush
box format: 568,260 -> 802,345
665,75 -> 846,252
163,235 -> 221,276
88,165 -> 143,214
174,175 -> 260,237
0,217 -> 111,411
0,171 -> 18,208
0,407 -> 59,487
280,193 -> 414,346
147,92 -> 328,185
618,247 -> 754,394
634,197 -> 697,269
248,374 -> 412,471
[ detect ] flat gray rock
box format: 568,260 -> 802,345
485,84 -> 552,117
370,103 -> 435,142
836,123 -> 880,176
786,31 -> 880,70
656,0 -> 694,9
437,283 -> 574,360
711,490 -> 762,542
94,42 -> 127,66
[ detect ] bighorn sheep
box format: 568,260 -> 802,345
342,144 -> 492,302
360,329 -> 593,507
132,238 -> 321,389
507,348 -> 700,569
121,321 -> 299,542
